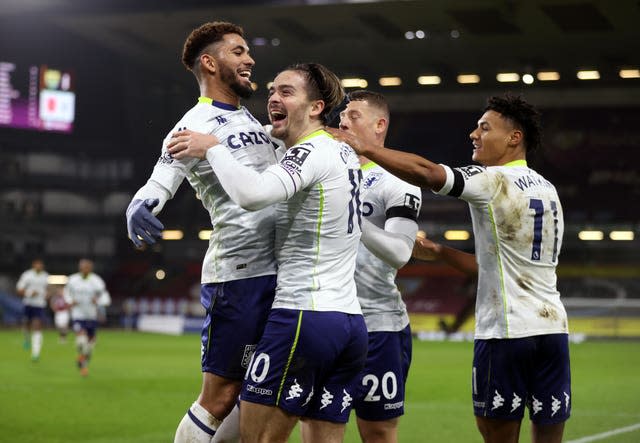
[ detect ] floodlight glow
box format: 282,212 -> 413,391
162,230 -> 184,240
577,70 -> 600,80
418,75 -> 441,85
496,73 -> 520,82
610,231 -> 634,241
48,275 -> 68,285
444,230 -> 470,240
457,74 -> 480,84
379,77 -> 402,86
341,78 -> 368,88
522,74 -> 534,84
537,71 -> 560,81
199,230 -> 212,240
619,69 -> 640,79
155,269 -> 166,280
578,230 -> 604,240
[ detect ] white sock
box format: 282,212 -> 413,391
31,331 -> 43,358
75,334 -> 88,354
212,404 -> 240,443
86,340 -> 95,358
174,401 -> 221,443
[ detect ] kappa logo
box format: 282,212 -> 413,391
340,389 -> 353,413
510,393 -> 522,412
564,392 -> 571,412
319,387 -> 334,410
491,390 -> 505,410
551,395 -> 561,417
302,386 -> 314,407
531,395 -> 543,415
286,379 -> 304,400
456,165 -> 485,179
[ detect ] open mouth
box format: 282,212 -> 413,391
270,110 -> 287,125
238,69 -> 252,80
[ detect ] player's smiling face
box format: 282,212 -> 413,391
214,33 -> 255,99
469,110 -> 515,166
268,70 -> 323,147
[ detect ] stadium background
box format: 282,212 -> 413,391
1,0 -> 638,336
0,1 -> 639,441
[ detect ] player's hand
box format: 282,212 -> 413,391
126,198 -> 164,248
412,231 -> 442,261
167,129 -> 220,160
325,127 -> 366,154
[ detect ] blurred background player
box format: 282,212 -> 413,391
339,90 -> 421,443
125,22 -> 278,443
167,62 -> 368,443
329,93 -> 570,443
49,287 -> 71,343
64,258 -> 111,376
16,258 -> 49,361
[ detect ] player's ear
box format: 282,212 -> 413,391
310,99 -> 325,118
200,54 -> 217,75
375,117 -> 388,136
508,129 -> 523,147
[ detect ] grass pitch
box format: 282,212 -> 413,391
1,330 -> 639,442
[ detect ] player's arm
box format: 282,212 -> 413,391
167,129 -> 289,210
96,279 -> 112,307
125,137 -> 196,247
361,217 -> 418,269
62,283 -> 76,307
413,234 -> 478,276
16,272 -> 27,297
326,128 -> 446,191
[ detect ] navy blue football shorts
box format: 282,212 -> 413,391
200,274 -> 276,379
472,333 -> 571,424
354,325 -> 412,421
240,308 -> 368,423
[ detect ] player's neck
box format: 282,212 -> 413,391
287,122 -> 324,147
199,82 -> 240,108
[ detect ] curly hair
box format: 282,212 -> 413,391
181,21 -> 244,71
285,63 -> 346,124
485,93 -> 542,153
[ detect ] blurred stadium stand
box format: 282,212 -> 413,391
1,0 -> 639,337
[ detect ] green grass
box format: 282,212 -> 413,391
1,330 -> 639,442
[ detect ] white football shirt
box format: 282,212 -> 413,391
16,269 -> 49,308
436,160 -> 568,339
64,273 -> 111,321
356,162 -> 421,332
133,98 -> 278,283
267,130 -> 363,314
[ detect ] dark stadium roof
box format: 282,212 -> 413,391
3,0 -> 639,110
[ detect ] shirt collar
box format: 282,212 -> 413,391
198,96 -> 239,111
503,159 -> 528,167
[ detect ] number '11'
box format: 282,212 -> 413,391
528,199 -> 559,262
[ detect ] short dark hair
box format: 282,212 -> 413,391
485,93 -> 541,153
348,90 -> 390,120
285,63 -> 345,124
181,21 -> 244,71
